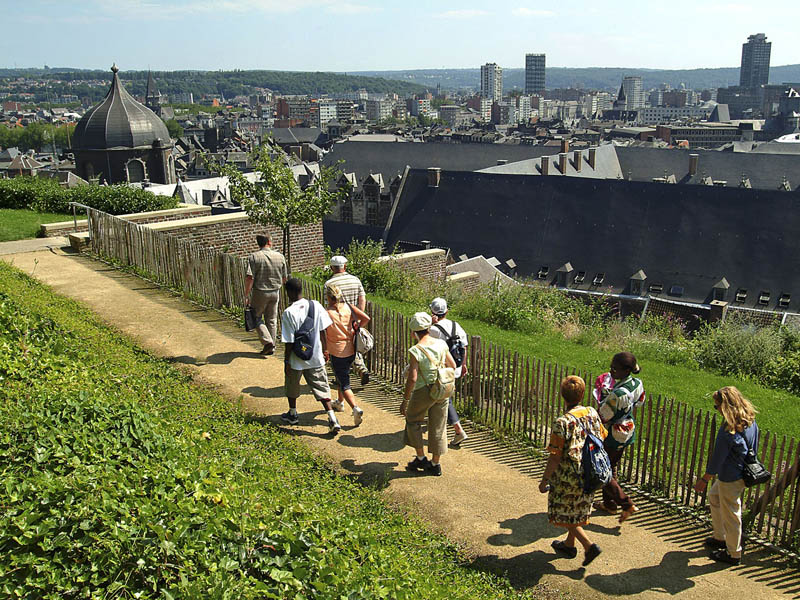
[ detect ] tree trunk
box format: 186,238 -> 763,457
283,225 -> 292,273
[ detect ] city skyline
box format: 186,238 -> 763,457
3,0 -> 798,72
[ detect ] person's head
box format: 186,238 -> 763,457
330,255 -> 348,273
284,277 -> 303,302
610,352 -> 640,380
430,297 -> 448,321
409,312 -> 432,341
712,386 -> 757,433
325,284 -> 343,307
560,375 -> 586,408
256,233 -> 271,248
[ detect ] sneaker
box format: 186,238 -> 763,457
450,430 -> 468,447
426,463 -> 442,476
704,537 -> 726,550
280,411 -> 299,425
331,400 -> 345,412
353,407 -> 364,426
710,548 -> 740,565
551,540 -> 578,559
328,418 -> 342,435
360,372 -> 370,386
583,543 -> 602,566
406,456 -> 431,472
260,343 -> 275,356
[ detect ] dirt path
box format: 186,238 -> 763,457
5,245 -> 799,599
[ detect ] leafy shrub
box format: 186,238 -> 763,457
0,176 -> 178,215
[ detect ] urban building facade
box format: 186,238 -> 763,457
622,76 -> 645,110
480,63 -> 503,101
740,33 -> 771,89
525,53 -> 546,95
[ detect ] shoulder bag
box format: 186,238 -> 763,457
347,303 -> 374,353
741,428 -> 771,487
418,344 -> 455,401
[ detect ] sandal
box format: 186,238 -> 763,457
619,505 -> 639,523
592,501 -> 618,514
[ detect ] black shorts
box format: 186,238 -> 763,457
330,354 -> 355,390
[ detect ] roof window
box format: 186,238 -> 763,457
592,273 -> 605,286
758,291 -> 770,306
735,289 -> 747,303
537,266 -> 549,279
649,283 -> 663,294
779,294 -> 791,308
669,285 -> 684,297
574,271 -> 586,284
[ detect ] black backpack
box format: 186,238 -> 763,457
433,321 -> 466,368
292,300 -> 316,361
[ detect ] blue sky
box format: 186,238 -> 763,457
3,0 -> 798,72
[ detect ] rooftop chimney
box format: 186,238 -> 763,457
559,153 -> 568,174
588,147 -> 597,170
427,167 -> 441,188
540,155 -> 550,176
573,150 -> 582,172
689,153 -> 699,176
560,138 -> 570,154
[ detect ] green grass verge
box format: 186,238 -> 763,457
368,293 -> 800,438
0,208 -> 73,242
0,261 -> 539,600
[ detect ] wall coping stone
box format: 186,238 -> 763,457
446,270 -> 479,282
376,248 -> 446,263
41,204 -> 210,234
144,211 -> 251,232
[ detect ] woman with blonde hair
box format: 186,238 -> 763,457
324,284 -> 370,426
693,386 -> 760,566
539,375 -> 607,566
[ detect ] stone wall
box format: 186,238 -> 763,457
146,212 -> 324,273
446,270 -> 480,294
40,205 -> 212,237
376,248 -> 446,282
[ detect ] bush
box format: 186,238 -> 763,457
0,176 -> 178,215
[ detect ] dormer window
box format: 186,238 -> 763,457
758,291 -> 770,305
649,283 -> 663,294
631,280 -> 643,295
537,266 -> 549,279
735,289 -> 747,303
574,271 -> 586,284
713,287 -> 726,301
669,285 -> 684,297
780,294 -> 791,308
592,273 -> 605,286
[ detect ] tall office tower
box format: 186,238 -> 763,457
740,33 -> 771,89
622,76 -> 645,110
525,53 -> 546,95
480,63 -> 503,101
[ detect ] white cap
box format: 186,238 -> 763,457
409,312 -> 432,331
430,297 -> 448,316
330,255 -> 348,268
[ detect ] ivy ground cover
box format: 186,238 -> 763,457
0,262 -> 538,600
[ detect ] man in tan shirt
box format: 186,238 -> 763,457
245,234 -> 288,355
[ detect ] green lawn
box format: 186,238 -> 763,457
0,208 -> 73,242
368,293 -> 800,438
0,262 -> 538,600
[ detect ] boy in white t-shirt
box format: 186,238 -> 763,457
280,278 -> 341,434
429,297 -> 469,446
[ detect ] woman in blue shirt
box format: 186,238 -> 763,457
693,386 -> 759,566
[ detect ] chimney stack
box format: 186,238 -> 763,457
540,155 -> 550,176
559,153 -> 568,174
427,167 -> 441,188
689,154 -> 699,176
560,138 -> 570,154
588,147 -> 597,170
573,150 -> 582,172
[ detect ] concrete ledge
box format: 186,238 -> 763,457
446,270 -> 479,283
144,211 -> 248,232
376,248 -> 446,263
40,204 -> 211,235
69,232 -> 91,252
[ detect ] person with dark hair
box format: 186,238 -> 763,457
244,233 -> 288,356
402,312 -> 456,476
594,352 -> 645,523
280,277 -> 341,434
539,375 -> 606,566
693,386 -> 760,565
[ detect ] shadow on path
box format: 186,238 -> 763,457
487,513 -> 552,547
471,550 -> 587,589
337,431 -> 406,453
242,385 -> 285,400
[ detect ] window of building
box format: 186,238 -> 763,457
592,273 -> 605,286
758,291 -> 770,305
366,201 -> 379,227
574,271 -> 586,284
735,289 -> 747,303
649,283 -> 663,294
537,266 -> 549,279
126,159 -> 146,183
340,201 -> 352,224
780,293 -> 791,308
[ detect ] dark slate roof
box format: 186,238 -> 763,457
321,140 -> 561,183
73,65 -> 171,150
385,169 -> 800,310
616,146 -> 800,191
265,127 -> 325,145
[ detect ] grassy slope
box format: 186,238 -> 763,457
369,294 -> 800,438
0,262 -> 539,600
0,208 -> 72,242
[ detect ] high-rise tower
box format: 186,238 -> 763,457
525,53 -> 546,95
739,33 -> 771,89
480,63 -> 503,101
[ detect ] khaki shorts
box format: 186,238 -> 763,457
284,364 -> 331,402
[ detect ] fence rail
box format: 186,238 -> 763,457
86,207 -> 800,554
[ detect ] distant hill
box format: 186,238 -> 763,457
354,65 -> 800,92
0,68 -> 428,102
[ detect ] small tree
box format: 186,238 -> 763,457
213,145 -> 345,272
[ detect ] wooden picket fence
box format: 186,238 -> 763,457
86,208 -> 800,554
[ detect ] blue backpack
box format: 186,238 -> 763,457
574,415 -> 612,494
292,301 -> 316,361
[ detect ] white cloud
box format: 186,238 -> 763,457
512,7 -> 556,17
435,9 -> 490,19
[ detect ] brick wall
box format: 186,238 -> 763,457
446,270 -> 480,294
40,205 -> 212,237
151,214 -> 324,273
377,248 -> 446,283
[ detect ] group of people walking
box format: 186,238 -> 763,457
246,235 -> 762,569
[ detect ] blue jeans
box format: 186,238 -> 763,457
447,398 -> 460,425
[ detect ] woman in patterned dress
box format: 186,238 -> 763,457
539,375 -> 607,566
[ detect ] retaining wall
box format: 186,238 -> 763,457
40,204 -> 212,237
376,248 -> 446,282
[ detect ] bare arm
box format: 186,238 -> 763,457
539,452 -> 562,493
244,275 -> 254,305
443,350 -> 456,369
350,303 -> 370,326
402,356 -> 419,415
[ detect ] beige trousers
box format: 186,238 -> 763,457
709,478 -> 746,558
403,386 -> 448,457
251,290 -> 280,347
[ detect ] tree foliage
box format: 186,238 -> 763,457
0,123 -> 75,152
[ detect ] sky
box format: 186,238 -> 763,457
3,0 -> 798,72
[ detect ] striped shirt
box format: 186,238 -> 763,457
246,248 -> 288,293
324,272 -> 365,306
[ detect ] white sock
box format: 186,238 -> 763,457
288,408 -> 297,415
327,409 -> 336,421
416,454 -> 425,460
353,406 -> 362,413
431,462 -> 440,466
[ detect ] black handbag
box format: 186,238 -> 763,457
741,429 -> 771,487
244,307 -> 263,332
